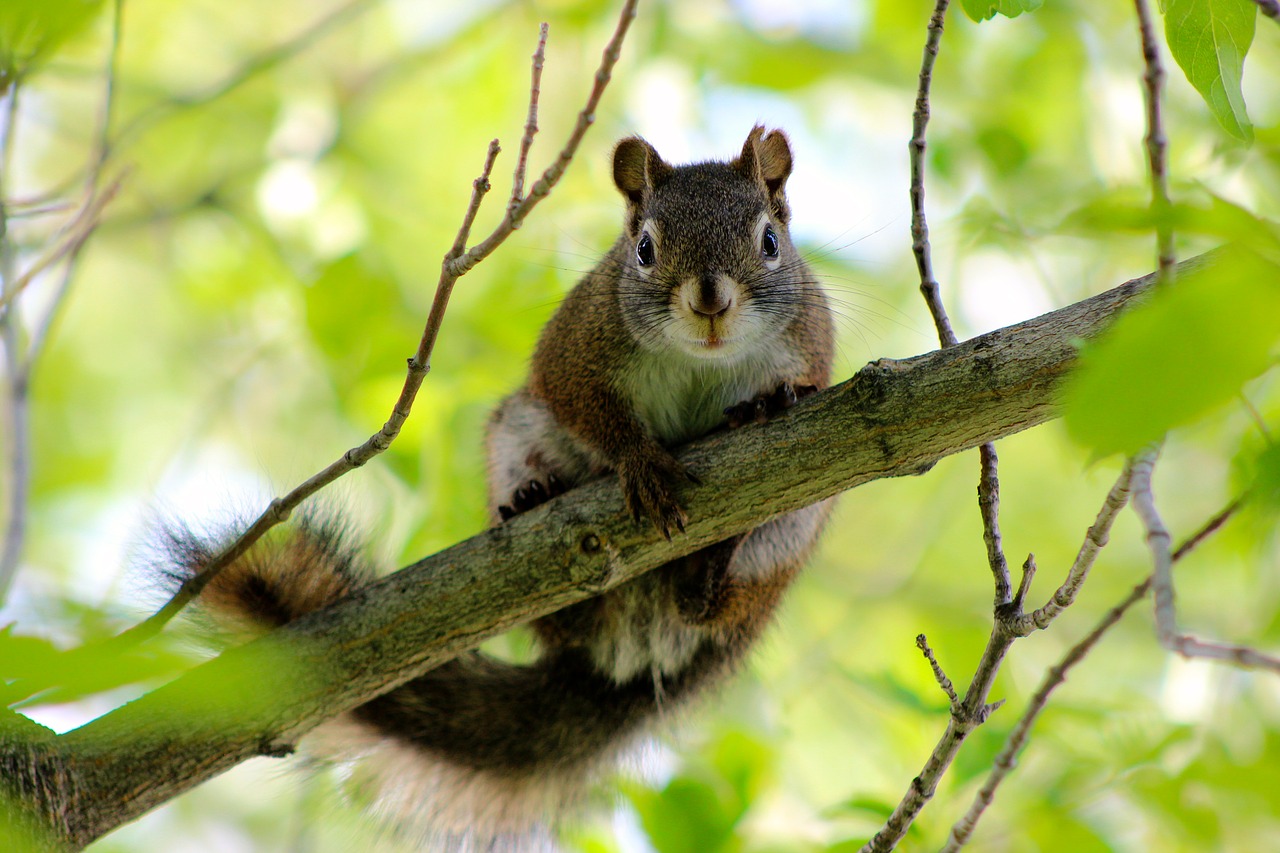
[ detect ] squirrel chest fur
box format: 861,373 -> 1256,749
175,125 -> 835,850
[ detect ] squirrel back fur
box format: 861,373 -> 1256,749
170,126 -> 835,850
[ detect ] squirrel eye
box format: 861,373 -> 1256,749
761,224 -> 780,260
636,233 -> 655,267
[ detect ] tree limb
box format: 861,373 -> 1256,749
0,255 -> 1207,848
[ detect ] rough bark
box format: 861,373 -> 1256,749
0,256 -> 1203,848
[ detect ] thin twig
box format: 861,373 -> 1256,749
1007,461 -> 1135,634
0,80 -> 23,602
1135,0 -> 1175,287
1,0 -> 124,604
133,139 -> 503,640
860,4 -> 1029,849
509,24 -> 549,216
0,178 -> 123,312
1010,554 -> 1035,613
910,0 -> 957,349
126,0 -> 640,643
977,443 -> 1012,605
1125,1 -> 1274,672
909,0 -> 1013,606
917,634 -> 960,707
1130,449 -> 1280,671
25,0 -> 123,371
940,498 -> 1242,851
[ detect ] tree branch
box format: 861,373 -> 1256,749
0,255 -> 1204,848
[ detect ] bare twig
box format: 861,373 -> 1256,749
1130,449 -> 1280,671
509,24 -> 549,216
133,140 -> 503,640
859,4 -> 1031,849
1135,0 -> 1175,287
941,498 -> 1243,851
1,0 -> 124,604
0,81 -> 23,602
977,443 -> 1012,605
910,0 -> 957,349
0,178 -> 123,312
1010,554 -> 1036,612
1007,461 -> 1135,634
917,634 -> 960,707
908,0 -> 1012,606
1124,0 -> 1273,673
127,0 -> 640,643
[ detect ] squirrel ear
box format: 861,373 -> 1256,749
736,125 -> 794,202
613,137 -> 673,206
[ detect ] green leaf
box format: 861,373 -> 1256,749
1062,193 -> 1280,252
1163,0 -> 1256,142
0,0 -> 103,80
1063,249 -> 1280,456
0,626 -> 191,708
627,776 -> 737,853
1243,441 -> 1280,514
960,0 -> 1044,22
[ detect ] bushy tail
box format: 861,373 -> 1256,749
162,514 -> 723,850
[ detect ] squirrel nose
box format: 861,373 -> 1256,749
690,278 -> 733,317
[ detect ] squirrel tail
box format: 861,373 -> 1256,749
161,513 -> 717,850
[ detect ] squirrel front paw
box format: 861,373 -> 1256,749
724,381 -> 818,429
498,473 -> 568,521
619,449 -> 695,539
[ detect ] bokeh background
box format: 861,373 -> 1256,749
2,0 -> 1279,850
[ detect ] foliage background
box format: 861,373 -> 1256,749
2,0 -> 1278,850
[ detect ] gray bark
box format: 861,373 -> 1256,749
0,257 -> 1198,849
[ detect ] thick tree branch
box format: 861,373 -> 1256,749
0,255 -> 1207,848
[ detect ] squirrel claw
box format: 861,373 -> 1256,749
725,381 -> 813,429
620,451 -> 690,537
501,473 -> 569,521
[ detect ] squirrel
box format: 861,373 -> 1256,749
166,125 -> 835,850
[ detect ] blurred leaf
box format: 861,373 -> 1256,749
1061,193 -> 1280,252
707,729 -> 775,810
960,0 -> 1044,22
1163,0 -> 1256,142
824,795 -> 896,820
0,0 -> 102,80
840,666 -> 946,715
625,730 -> 774,853
1063,249 -> 1280,456
0,626 -> 191,707
1239,440 -> 1280,515
628,776 -> 738,853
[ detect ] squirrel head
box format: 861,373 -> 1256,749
609,126 -> 808,361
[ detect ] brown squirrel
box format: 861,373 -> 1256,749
168,126 -> 835,850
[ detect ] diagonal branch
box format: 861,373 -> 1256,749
0,253 -> 1199,849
